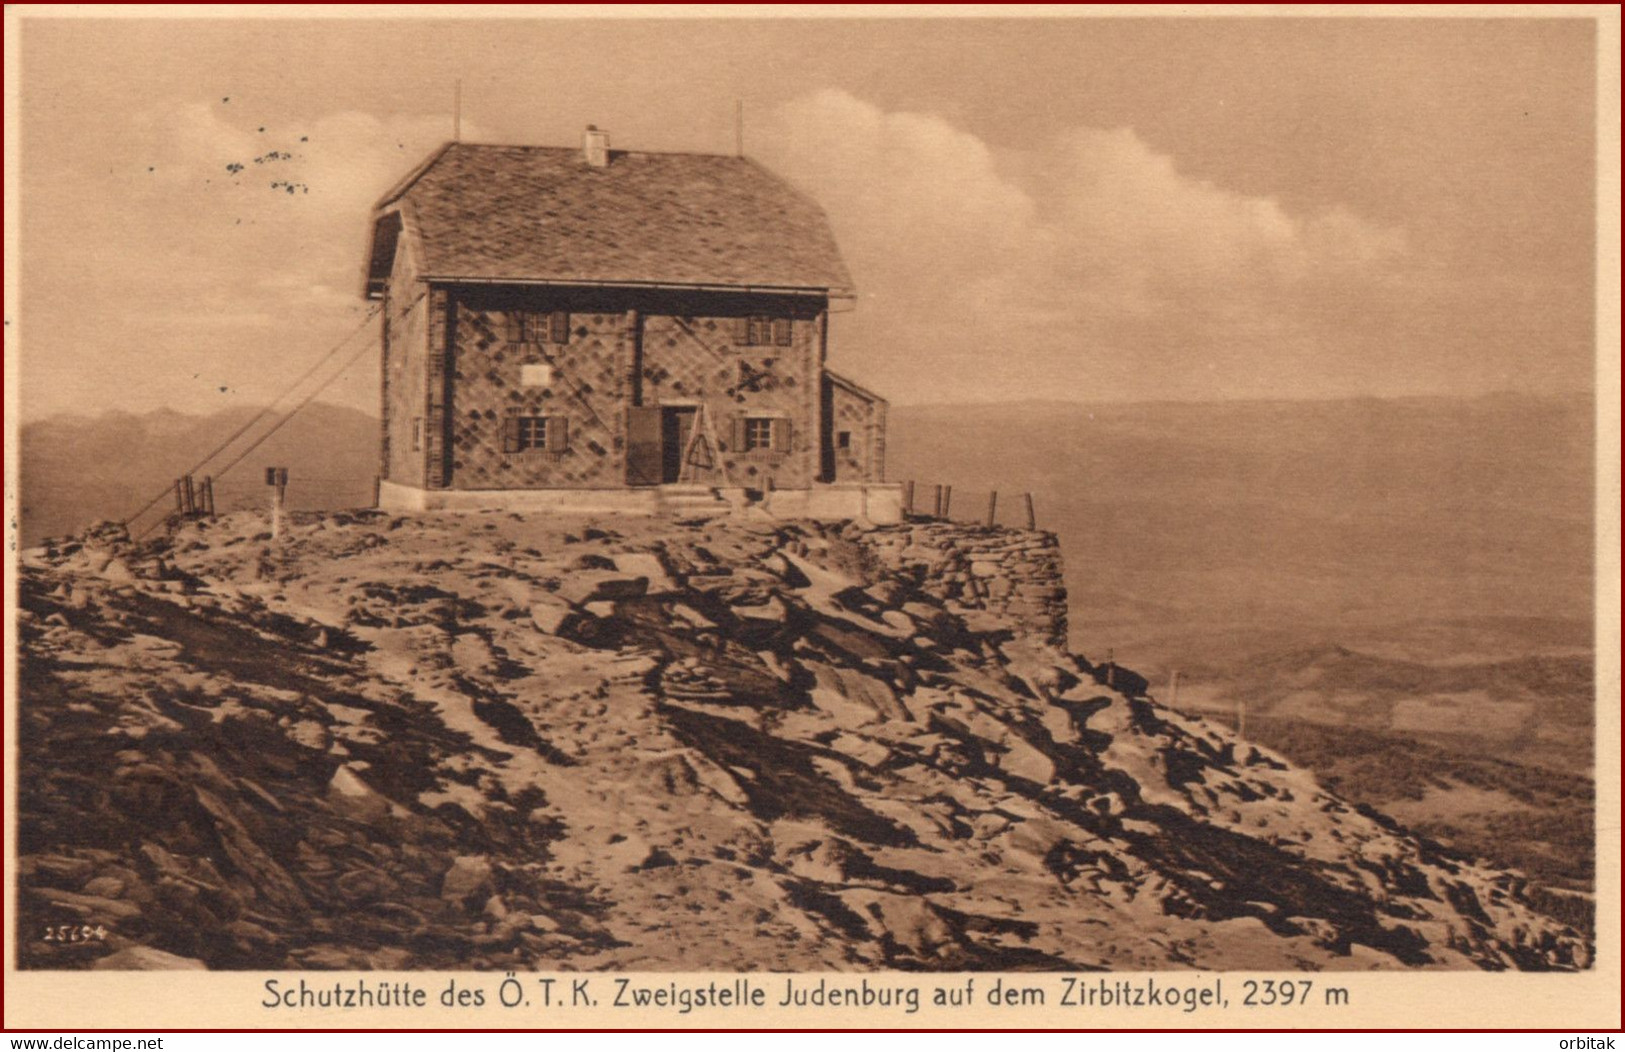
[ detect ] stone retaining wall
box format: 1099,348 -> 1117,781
858,521 -> 1068,648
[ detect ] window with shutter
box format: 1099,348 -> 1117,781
545,416 -> 569,452
506,312 -> 525,344
732,316 -> 795,347
548,311 -> 570,344
504,416 -> 551,452
769,418 -> 793,453
743,417 -> 774,452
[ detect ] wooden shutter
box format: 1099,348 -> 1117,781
506,311 -> 525,344
546,415 -> 569,452
549,311 -> 570,344
730,415 -> 747,453
732,317 -> 751,345
772,318 -> 793,346
770,418 -> 793,453
502,416 -> 521,453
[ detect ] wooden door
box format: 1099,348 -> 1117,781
626,405 -> 663,486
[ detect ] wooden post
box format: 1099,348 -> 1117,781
1168,669 -> 1180,707
1023,492 -> 1036,531
903,481 -> 914,516
267,467 -> 288,540
1237,699 -> 1248,738
1105,648 -> 1115,688
372,475 -> 382,508
182,475 -> 196,516
942,485 -> 953,519
986,490 -> 998,527
932,484 -> 943,519
174,479 -> 185,516
202,476 -> 215,519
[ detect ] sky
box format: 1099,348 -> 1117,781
13,11 -> 1602,420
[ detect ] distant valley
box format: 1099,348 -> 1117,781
887,392 -> 1596,901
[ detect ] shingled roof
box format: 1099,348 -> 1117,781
364,142 -> 853,298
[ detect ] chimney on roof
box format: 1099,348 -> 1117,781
583,125 -> 609,168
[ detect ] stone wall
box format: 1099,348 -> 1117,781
445,293 -> 634,490
826,376 -> 885,484
859,522 -> 1068,648
641,306 -> 821,490
382,246 -> 431,487
424,285 -> 828,491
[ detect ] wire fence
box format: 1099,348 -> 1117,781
201,477 -> 377,517
899,480 -> 1039,531
125,290 -> 427,539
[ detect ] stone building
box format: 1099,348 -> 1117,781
362,126 -> 898,521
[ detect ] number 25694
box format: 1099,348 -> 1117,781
42,924 -> 108,943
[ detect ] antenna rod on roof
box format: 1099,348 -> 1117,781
454,79 -> 462,142
735,99 -> 743,158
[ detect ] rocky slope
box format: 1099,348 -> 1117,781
15,511 -> 1590,971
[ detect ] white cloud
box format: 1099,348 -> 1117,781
754,90 -> 1410,402
23,101 -> 478,418
124,100 -> 481,299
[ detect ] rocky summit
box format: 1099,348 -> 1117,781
16,510 -> 1589,972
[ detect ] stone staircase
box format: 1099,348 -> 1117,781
657,484 -> 733,518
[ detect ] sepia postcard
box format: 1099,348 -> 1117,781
3,3 -> 1619,1032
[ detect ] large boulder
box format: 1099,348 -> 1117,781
441,855 -> 495,904
555,572 -> 649,605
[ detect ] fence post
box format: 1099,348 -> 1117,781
1105,648 -> 1115,688
182,475 -> 196,516
1167,669 -> 1180,707
202,476 -> 215,519
932,484 -> 943,519
174,479 -> 185,517
268,467 -> 288,540
372,475 -> 382,509
986,490 -> 998,527
942,485 -> 953,519
1023,492 -> 1036,531
903,480 -> 914,516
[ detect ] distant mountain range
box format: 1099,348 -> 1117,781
21,392 -> 1595,631
20,392 -> 1595,636
887,391 -> 1595,644
18,403 -> 378,546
